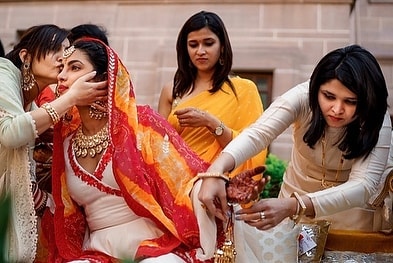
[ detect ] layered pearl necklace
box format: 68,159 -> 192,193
72,123 -> 109,158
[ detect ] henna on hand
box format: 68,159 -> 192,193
226,166 -> 266,204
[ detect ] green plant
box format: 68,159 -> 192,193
260,154 -> 288,198
0,193 -> 11,262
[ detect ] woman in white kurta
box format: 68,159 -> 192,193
198,45 -> 391,232
0,25 -> 106,262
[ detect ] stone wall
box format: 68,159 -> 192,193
0,0 -> 392,160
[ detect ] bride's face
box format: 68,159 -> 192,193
57,48 -> 94,93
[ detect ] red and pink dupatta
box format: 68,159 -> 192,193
46,39 -> 211,262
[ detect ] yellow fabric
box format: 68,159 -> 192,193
167,77 -> 267,176
325,229 -> 393,253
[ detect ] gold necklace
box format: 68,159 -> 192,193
72,123 -> 109,158
321,133 -> 344,189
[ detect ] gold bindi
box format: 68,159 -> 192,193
63,45 -> 76,59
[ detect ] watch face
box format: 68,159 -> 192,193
215,126 -> 224,136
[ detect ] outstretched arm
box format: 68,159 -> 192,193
31,71 -> 107,135
198,152 -> 236,221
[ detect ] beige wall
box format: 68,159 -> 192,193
0,0 -> 392,160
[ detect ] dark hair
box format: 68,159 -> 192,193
69,24 -> 109,45
73,39 -> 108,77
0,39 -> 5,57
5,24 -> 69,69
172,10 -> 235,99
304,44 -> 388,159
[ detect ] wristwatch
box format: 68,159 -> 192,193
213,122 -> 225,136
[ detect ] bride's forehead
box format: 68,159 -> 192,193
71,49 -> 88,59
63,49 -> 90,64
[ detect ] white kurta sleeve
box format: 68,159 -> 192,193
223,81 -> 310,168
0,58 -> 36,148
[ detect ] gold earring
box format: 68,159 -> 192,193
21,61 -> 36,91
54,84 -> 60,98
219,57 -> 224,66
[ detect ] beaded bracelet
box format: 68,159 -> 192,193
32,181 -> 48,217
41,102 -> 60,125
290,191 -> 306,224
35,191 -> 48,217
197,172 -> 230,182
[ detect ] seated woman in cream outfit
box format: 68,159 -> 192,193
45,38 -> 220,262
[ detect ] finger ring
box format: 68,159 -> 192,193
196,109 -> 204,115
259,211 -> 266,220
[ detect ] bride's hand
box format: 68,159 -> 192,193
227,166 -> 267,205
198,177 -> 229,221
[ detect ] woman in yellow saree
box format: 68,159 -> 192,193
159,11 -> 267,177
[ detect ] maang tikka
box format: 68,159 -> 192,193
21,61 -> 37,91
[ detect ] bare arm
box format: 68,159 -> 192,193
175,107 -> 233,149
158,81 -> 173,119
198,152 -> 236,221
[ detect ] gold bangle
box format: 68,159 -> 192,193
290,192 -> 306,224
41,102 -> 60,125
197,172 -> 230,182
